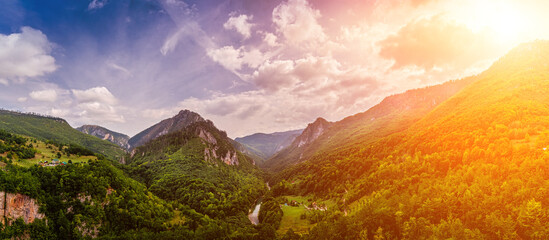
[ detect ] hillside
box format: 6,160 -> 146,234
267,75 -> 477,171
77,125 -> 130,150
235,129 -> 302,163
0,110 -> 125,161
268,40 -> 549,239
0,131 -> 175,239
0,120 -> 275,239
128,110 -> 205,149
126,114 -> 277,238
266,118 -> 332,170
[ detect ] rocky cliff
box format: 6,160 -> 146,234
0,192 -> 44,225
294,118 -> 332,148
77,125 -> 131,150
198,124 -> 240,165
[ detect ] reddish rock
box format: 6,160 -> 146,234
1,192 -> 44,225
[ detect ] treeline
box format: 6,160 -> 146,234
0,109 -> 65,122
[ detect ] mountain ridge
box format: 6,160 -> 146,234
77,125 -> 130,150
128,109 -> 205,149
0,109 -> 125,161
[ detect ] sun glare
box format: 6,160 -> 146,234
459,1 -> 530,46
480,2 -> 526,38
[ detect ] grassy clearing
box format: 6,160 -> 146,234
278,204 -> 312,235
10,139 -> 96,168
277,195 -> 337,235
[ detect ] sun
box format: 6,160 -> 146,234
450,0 -> 532,46
478,2 -> 526,38
458,0 -> 530,46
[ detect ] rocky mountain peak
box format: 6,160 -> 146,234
128,109 -> 206,149
295,117 -> 332,148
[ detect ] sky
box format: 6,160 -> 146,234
1,0 -> 549,138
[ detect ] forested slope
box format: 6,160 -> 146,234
268,41 -> 549,239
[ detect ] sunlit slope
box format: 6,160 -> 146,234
267,75 -> 477,171
0,110 -> 125,161
271,41 -> 549,239
398,41 -> 549,157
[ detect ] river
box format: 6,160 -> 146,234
248,199 -> 261,225
248,182 -> 270,225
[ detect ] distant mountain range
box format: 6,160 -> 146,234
234,129 -> 302,163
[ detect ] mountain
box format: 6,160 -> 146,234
0,112 -> 270,239
0,130 -> 178,239
126,113 -> 268,238
77,125 -> 130,150
234,129 -> 303,162
269,41 -> 549,239
128,109 -> 205,149
0,109 -> 125,161
267,76 -> 476,171
265,118 -> 332,169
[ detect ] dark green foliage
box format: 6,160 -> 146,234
259,197 -> 283,229
64,144 -> 96,156
0,129 -> 37,159
0,161 -> 176,239
126,121 -> 269,238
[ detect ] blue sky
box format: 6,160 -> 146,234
0,0 -> 540,137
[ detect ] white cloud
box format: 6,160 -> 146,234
29,89 -> 57,102
206,46 -> 267,73
206,46 -> 243,71
0,27 -> 57,83
71,86 -> 124,123
263,32 -> 279,47
251,55 -> 347,93
107,62 -> 132,77
160,28 -> 184,56
50,108 -> 69,117
223,14 -> 255,39
72,86 -> 117,105
17,97 -> 27,102
88,0 -> 108,10
272,0 -> 326,46
252,60 -> 297,92
0,78 -> 7,86
160,22 -> 215,56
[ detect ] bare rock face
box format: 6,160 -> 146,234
222,151 -> 239,165
199,128 -> 239,165
0,192 -> 44,225
199,129 -> 217,145
295,117 -> 332,148
77,125 -> 131,150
